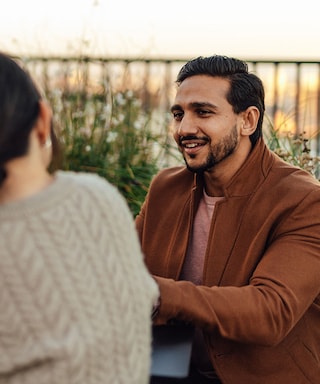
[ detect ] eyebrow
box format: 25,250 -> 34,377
170,101 -> 217,112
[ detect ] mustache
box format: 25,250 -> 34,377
178,135 -> 210,144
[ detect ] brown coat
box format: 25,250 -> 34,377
136,139 -> 320,384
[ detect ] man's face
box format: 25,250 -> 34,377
171,75 -> 243,173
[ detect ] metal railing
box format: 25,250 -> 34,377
21,56 -> 320,153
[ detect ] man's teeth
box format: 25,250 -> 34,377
185,143 -> 199,148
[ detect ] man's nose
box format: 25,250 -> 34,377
176,114 -> 198,136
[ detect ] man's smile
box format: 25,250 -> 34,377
179,136 -> 209,155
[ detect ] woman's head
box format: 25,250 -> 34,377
0,52 -> 58,185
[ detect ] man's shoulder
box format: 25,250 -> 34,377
270,156 -> 320,191
150,166 -> 194,189
153,166 -> 192,181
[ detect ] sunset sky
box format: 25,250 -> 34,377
1,0 -> 319,60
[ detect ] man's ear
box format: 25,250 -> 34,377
240,106 -> 260,137
33,100 -> 53,146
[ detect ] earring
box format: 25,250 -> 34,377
44,137 -> 52,148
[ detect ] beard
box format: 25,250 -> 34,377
184,125 -> 239,173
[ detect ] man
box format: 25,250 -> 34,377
136,55 -> 320,384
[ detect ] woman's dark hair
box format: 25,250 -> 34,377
176,55 -> 265,146
0,52 -> 59,185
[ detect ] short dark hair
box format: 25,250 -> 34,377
176,55 -> 265,146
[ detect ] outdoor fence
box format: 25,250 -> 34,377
21,55 -> 320,154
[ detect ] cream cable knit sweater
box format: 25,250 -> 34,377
0,171 -> 159,384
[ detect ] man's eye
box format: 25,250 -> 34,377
172,111 -> 183,120
197,110 -> 211,116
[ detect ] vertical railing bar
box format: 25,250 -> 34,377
316,64 -> 320,155
273,62 -> 279,127
295,63 -> 301,137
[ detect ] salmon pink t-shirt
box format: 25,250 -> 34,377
179,190 -> 224,379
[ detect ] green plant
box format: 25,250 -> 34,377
264,117 -> 320,179
48,88 -> 174,217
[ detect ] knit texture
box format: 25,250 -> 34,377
0,171 -> 159,384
